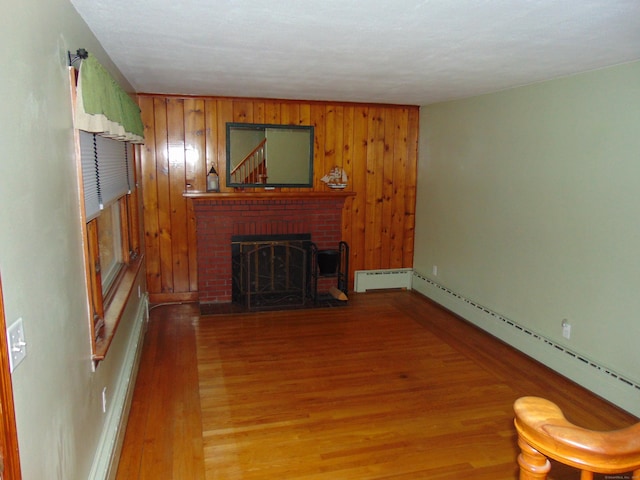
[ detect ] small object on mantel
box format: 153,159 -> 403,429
207,165 -> 220,192
329,286 -> 348,301
321,166 -> 348,189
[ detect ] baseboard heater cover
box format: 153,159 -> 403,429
89,294 -> 149,480
354,268 -> 413,292
412,271 -> 640,417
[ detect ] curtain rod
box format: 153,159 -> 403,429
68,48 -> 88,68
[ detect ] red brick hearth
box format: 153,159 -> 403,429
192,195 -> 349,303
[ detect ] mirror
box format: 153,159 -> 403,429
226,123 -> 314,188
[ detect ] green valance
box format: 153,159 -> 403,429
75,54 -> 144,144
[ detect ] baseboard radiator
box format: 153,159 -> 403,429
89,294 -> 149,480
354,268 -> 413,292
411,271 -> 640,417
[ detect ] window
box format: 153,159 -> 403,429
69,61 -> 144,363
97,201 -> 122,294
77,130 -> 141,362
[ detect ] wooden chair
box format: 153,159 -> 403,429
514,396 -> 640,480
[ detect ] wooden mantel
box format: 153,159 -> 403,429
183,191 -> 355,200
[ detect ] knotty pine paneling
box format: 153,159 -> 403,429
138,95 -> 419,303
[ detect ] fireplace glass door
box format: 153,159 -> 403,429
232,234 -> 312,310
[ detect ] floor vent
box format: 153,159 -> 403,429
413,272 -> 640,394
354,268 -> 413,292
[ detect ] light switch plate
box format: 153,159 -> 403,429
7,317 -> 27,372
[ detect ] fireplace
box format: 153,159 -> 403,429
231,234 -> 312,310
192,195 -> 350,306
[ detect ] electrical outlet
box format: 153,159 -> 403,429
562,319 -> 571,340
432,265 -> 438,276
7,317 -> 27,372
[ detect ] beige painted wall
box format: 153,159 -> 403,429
0,0 -> 146,478
415,61 -> 640,412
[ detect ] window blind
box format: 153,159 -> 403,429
96,134 -> 129,207
79,130 -> 131,221
125,142 -> 134,193
80,131 -> 101,221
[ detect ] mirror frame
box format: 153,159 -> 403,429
226,122 -> 314,188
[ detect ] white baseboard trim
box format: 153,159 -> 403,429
89,294 -> 149,480
412,271 -> 640,417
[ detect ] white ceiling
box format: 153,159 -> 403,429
70,0 -> 640,106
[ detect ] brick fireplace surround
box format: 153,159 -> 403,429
192,195 -> 349,304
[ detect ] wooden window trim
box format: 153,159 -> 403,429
86,196 -> 144,363
91,254 -> 144,362
86,218 -> 106,343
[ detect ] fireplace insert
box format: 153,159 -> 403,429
231,234 -> 313,310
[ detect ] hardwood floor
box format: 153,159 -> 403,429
115,291 -> 638,479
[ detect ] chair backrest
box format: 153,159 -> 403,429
513,396 -> 640,480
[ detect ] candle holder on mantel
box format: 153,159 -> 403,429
207,165 -> 220,192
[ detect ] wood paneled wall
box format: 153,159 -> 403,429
137,95 -> 419,303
